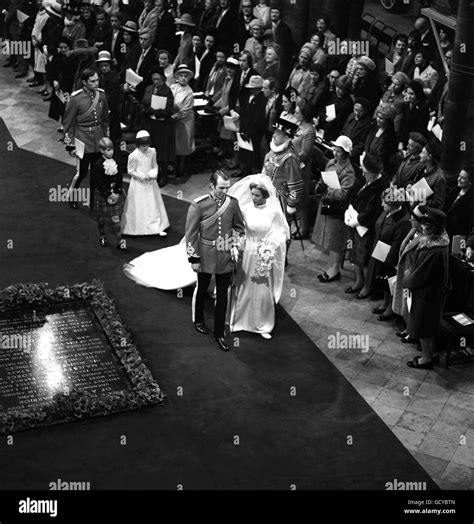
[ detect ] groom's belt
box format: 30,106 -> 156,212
199,236 -> 230,247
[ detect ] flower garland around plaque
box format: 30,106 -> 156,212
0,281 -> 165,434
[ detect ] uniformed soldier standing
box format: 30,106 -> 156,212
185,171 -> 245,352
63,67 -> 110,209
262,117 -> 304,254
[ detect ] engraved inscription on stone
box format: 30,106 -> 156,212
0,302 -> 131,411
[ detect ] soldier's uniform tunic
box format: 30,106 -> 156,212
63,87 -> 109,205
262,142 -> 304,222
185,193 -> 245,338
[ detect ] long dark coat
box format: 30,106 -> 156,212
402,232 -> 450,338
365,207 -> 411,291
445,187 -> 474,239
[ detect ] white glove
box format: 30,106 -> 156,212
231,246 -> 239,263
286,205 -> 297,216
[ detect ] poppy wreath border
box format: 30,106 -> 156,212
0,280 -> 165,434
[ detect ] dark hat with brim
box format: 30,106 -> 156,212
417,206 -> 447,228
273,117 -> 298,138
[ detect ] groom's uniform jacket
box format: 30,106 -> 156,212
185,193 -> 245,274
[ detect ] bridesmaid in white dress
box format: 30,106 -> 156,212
121,130 -> 170,236
228,174 -> 290,339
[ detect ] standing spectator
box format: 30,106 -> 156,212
351,56 -> 380,113
320,74 -> 353,142
89,8 -> 112,51
118,21 -> 139,83
62,5 -> 86,47
213,0 -> 237,54
407,139 -> 445,209
197,0 -> 218,31
124,28 -> 157,99
63,68 -> 109,209
173,12 -> 195,67
269,0 -> 294,87
399,80 -> 430,147
387,34 -> 408,72
341,97 -> 373,166
300,63 -> 326,116
238,74 -> 266,177
315,15 -> 336,44
170,64 -> 195,178
412,49 -> 439,101
154,0 -> 177,55
96,50 -> 121,144
414,16 -> 436,55
345,153 -> 388,297
405,207 -> 450,370
4,0 -> 29,77
29,0 -> 49,87
309,32 -> 327,70
261,76 -> 279,154
108,11 -> 124,68
381,71 -> 410,137
253,0 -> 270,28
231,50 -> 257,111
195,28 -> 216,90
397,30 -> 421,78
203,48 -> 227,101
286,45 -> 313,95
313,135 -> 355,282
444,167 -> 474,240
391,132 -> 426,189
138,0 -> 159,41
238,0 -> 255,48
80,2 -> 96,44
261,44 -> 279,84
364,102 -> 398,176
157,49 -> 175,87
141,66 -> 175,187
292,99 -> 316,239
279,86 -> 298,124
244,18 -> 265,74
361,188 -> 411,316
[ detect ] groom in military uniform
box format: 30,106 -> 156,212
63,67 -> 110,209
185,171 -> 245,352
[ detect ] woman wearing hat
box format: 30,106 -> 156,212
299,63 -> 326,117
62,6 -> 86,48
286,45 -> 313,94
171,64 -> 195,178
361,187 -> 411,319
309,33 -> 327,69
407,139 -> 446,209
319,74 -> 353,142
313,135 -> 356,282
352,57 -> 380,113
392,204 -> 425,343
173,13 -> 196,68
399,79 -> 430,147
138,0 -> 160,41
413,49 -> 439,99
364,102 -> 398,176
345,153 -> 389,297
381,71 -> 410,137
403,206 -> 450,369
244,18 -> 265,74
141,66 -> 176,187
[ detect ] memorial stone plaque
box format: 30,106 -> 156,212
0,301 -> 132,412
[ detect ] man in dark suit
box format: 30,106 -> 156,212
203,48 -> 227,101
341,97 -> 373,166
154,0 -> 178,56
196,28 -> 217,92
230,50 -> 257,112
89,8 -> 112,50
237,0 -> 255,48
270,0 -> 294,87
213,0 -> 237,54
124,28 -> 157,97
238,74 -> 267,176
108,11 -> 125,69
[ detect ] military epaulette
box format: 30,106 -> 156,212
194,194 -> 208,203
71,89 -> 82,96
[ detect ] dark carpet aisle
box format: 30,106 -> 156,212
0,119 -> 436,490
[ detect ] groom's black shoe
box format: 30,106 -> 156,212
194,322 -> 209,335
215,337 -> 230,352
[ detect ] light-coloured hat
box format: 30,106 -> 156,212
376,102 -> 397,120
174,64 -> 194,78
96,50 -> 112,62
331,135 -> 353,154
226,57 -> 240,67
44,0 -> 62,18
174,13 -> 196,26
245,75 -> 264,89
357,56 -> 376,72
136,130 -> 150,140
249,18 -> 265,30
122,21 -> 138,33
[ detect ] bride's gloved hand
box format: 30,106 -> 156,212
231,246 -> 239,263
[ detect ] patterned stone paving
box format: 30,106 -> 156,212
1,63 -> 474,490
